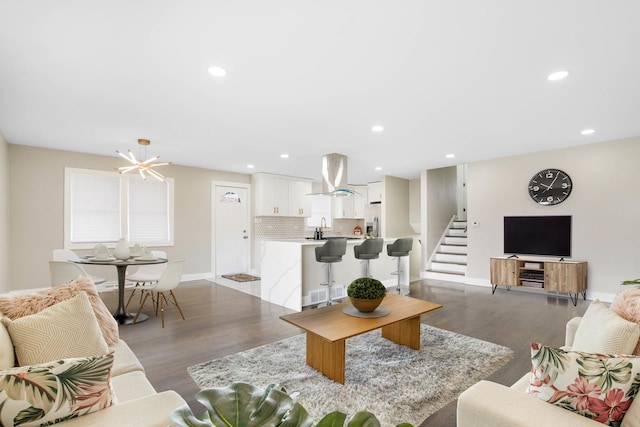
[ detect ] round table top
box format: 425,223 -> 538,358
71,256 -> 168,266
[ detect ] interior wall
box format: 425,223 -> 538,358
465,137 -> 640,300
0,132 -> 9,292
382,175 -> 421,277
8,144 -> 250,290
425,166 -> 457,257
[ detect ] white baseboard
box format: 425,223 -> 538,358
181,272 -> 214,282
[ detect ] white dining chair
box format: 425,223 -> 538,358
132,260 -> 185,328
52,249 -> 106,284
49,261 -> 87,287
125,250 -> 167,308
126,250 -> 167,284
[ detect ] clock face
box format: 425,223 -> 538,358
528,169 -> 572,205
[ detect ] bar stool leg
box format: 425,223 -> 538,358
326,263 -> 334,305
395,257 -> 402,294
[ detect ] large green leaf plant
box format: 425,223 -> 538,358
171,382 -> 413,427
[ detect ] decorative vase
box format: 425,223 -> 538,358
349,297 -> 384,313
114,238 -> 130,260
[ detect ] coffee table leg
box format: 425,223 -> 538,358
306,331 -> 345,384
381,316 -> 421,349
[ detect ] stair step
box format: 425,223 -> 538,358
452,221 -> 467,229
428,269 -> 466,276
434,253 -> 467,263
444,236 -> 467,245
431,261 -> 467,273
447,228 -> 467,237
440,244 -> 467,254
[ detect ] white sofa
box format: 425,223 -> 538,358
457,316 -> 640,427
0,288 -> 187,426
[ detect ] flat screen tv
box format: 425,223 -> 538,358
503,215 -> 571,257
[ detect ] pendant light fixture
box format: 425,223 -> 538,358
116,139 -> 171,181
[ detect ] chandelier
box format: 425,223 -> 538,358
116,139 -> 171,181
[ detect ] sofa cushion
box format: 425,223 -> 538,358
0,276 -> 119,345
0,352 -> 115,426
528,342 -> 640,426
611,287 -> 640,355
50,390 -> 186,427
109,340 -> 144,376
0,314 -> 15,370
572,300 -> 640,355
110,370 -> 156,403
1,292 -> 109,366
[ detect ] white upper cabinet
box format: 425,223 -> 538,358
253,173 -> 312,217
288,180 -> 312,217
332,185 -> 366,219
352,185 -> 367,218
368,181 -> 382,203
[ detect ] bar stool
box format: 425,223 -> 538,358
387,237 -> 413,294
315,238 -> 347,306
353,238 -> 384,278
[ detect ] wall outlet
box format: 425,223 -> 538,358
471,221 -> 479,227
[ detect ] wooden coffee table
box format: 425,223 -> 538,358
280,293 -> 442,383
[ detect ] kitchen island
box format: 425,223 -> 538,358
260,238 -> 410,311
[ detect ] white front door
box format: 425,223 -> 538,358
213,183 -> 250,276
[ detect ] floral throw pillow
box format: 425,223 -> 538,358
0,353 -> 115,426
527,342 -> 640,426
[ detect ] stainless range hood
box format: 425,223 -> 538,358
310,153 -> 362,197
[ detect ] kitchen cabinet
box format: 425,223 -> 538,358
368,181 -> 382,203
332,185 -> 366,219
352,185 -> 366,218
288,180 -> 312,217
253,173 -> 312,217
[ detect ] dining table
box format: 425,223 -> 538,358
72,256 -> 168,325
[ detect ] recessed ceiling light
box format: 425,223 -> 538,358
208,66 -> 227,77
371,125 -> 384,132
374,166 -> 382,171
581,128 -> 596,135
246,164 -> 255,169
446,154 -> 455,159
280,153 -> 289,159
547,70 -> 570,81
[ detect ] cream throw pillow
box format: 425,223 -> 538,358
0,314 -> 15,369
572,300 -> 640,355
0,276 -> 119,345
1,292 -> 109,366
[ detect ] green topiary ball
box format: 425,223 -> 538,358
347,277 -> 387,300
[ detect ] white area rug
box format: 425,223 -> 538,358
188,324 -> 514,426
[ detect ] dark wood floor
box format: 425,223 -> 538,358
109,279 -> 589,426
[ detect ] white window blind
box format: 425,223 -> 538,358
65,168 -> 174,248
69,170 -> 120,244
128,177 -> 170,243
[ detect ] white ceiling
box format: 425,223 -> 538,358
1,1 -> 639,184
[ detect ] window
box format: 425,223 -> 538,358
64,168 -> 174,248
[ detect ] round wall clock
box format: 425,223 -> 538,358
528,169 -> 572,205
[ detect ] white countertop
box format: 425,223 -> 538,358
263,236 -> 398,246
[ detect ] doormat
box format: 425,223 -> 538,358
221,273 -> 261,282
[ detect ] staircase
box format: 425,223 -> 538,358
426,218 -> 467,282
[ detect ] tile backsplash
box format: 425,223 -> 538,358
254,217 -> 365,239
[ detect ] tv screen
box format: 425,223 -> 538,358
503,216 -> 571,257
